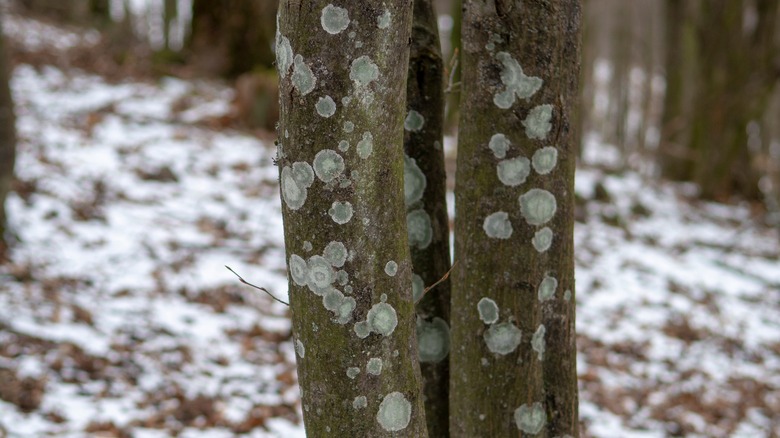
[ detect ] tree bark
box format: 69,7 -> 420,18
0,14 -> 16,259
406,0 -> 452,436
450,1 -> 581,436
188,0 -> 277,77
276,1 -> 427,436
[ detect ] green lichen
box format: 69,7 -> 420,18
328,201 -> 353,224
315,95 -> 337,118
484,321 -> 522,355
519,188 -> 557,226
416,317 -> 450,363
483,211 -> 513,239
320,4 -> 350,35
376,392 -> 412,432
488,133 -> 510,159
404,109 -> 425,132
497,156 -> 531,187
531,324 -> 546,361
532,146 -> 558,174
523,104 -> 554,140
532,227 -> 553,253
350,56 -> 379,87
537,275 -> 557,302
493,52 -> 543,109
404,155 -> 426,207
407,209 -> 433,249
514,402 -> 546,434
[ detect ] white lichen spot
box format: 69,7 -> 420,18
564,289 -> 572,301
346,366 -> 360,379
497,156 -> 531,187
514,402 -> 547,434
483,211 -> 513,239
433,140 -> 441,150
531,324 -> 546,361
353,395 -> 368,409
484,321 -> 522,355
380,293 -> 387,303
357,131 -> 374,159
532,227 -> 553,253
407,209 -> 433,249
292,54 -> 316,96
367,302 -> 398,336
343,121 -> 354,133
306,255 -> 335,295
289,254 -> 308,286
538,275 -> 558,302
335,296 -> 357,324
377,9 -> 391,29
303,241 -> 313,252
354,320 -> 370,338
404,110 -> 425,132
350,56 -> 379,87
493,52 -> 543,109
274,33 -> 293,78
315,95 -> 337,118
320,4 -> 350,34
313,149 -> 345,182
281,163 -> 314,210
417,317 -> 450,363
355,40 -> 363,48
523,104 -> 554,140
338,140 -> 349,152
329,201 -> 353,224
488,133 -> 510,159
411,274 -> 424,302
519,189 -> 557,226
367,357 -> 383,375
344,285 -> 353,294
342,96 -> 352,106
339,179 -> 352,188
323,241 -> 348,267
532,146 -> 558,174
376,392 -> 412,432
295,339 -> 305,358
477,297 -> 499,324
384,260 -> 398,277
404,155 -> 426,206
336,270 -> 349,286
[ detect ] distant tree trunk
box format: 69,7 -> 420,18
445,0 -> 462,131
661,0 -> 779,200
188,0 -> 277,77
19,0 -> 108,25
0,16 -> 16,259
276,1 -> 428,436
451,0 -> 581,436
406,0 -> 451,436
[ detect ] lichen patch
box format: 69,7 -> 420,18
484,321 -> 522,355
328,201 -> 353,224
538,275 -> 558,302
488,133 -> 511,159
532,227 -> 553,253
532,146 -> 558,174
320,4 -> 350,35
384,260 -> 398,277
404,155 -> 426,207
356,131 -> 374,159
292,54 -> 316,96
483,211 -> 513,239
315,95 -> 337,118
519,189 -> 557,226
531,324 -> 546,360
407,209 -> 433,249
523,104 -> 554,140
497,156 -> 531,187
493,52 -> 543,109
313,149 -> 345,182
514,402 -> 546,434
477,297 -> 499,324
404,110 -> 425,132
350,56 -> 379,87
417,317 -> 450,363
366,302 -> 398,337
376,392 -> 412,432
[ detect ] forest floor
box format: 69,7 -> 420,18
1,11 -> 780,438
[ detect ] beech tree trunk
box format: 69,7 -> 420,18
276,1 -> 428,436
450,1 -> 581,436
0,15 -> 16,259
406,0 -> 452,436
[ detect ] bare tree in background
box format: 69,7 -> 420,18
0,13 -> 16,260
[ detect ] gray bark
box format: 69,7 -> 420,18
450,0 -> 581,436
406,0 -> 451,436
276,1 -> 428,436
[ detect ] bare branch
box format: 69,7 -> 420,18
225,265 -> 289,306
416,261 -> 457,304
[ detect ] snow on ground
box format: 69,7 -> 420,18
1,14 -> 779,438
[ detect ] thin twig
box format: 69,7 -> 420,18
444,48 -> 461,94
416,261 -> 457,304
225,265 -> 289,306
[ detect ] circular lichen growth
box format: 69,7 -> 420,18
350,55 -> 379,86
354,320 -> 370,338
377,9 -> 391,29
346,366 -> 360,379
488,133 -> 510,159
384,260 -> 398,277
477,297 -> 499,324
367,357 -> 383,375
320,4 -> 350,34
313,149 -> 345,183
357,131 -> 374,159
493,52 -> 543,109
411,274 -> 424,302
281,165 -> 313,210
404,155 -> 426,207
532,227 -> 553,253
292,54 -> 316,96
328,201 -> 353,224
483,211 -> 513,239
523,104 -> 554,140
338,140 -> 349,152
483,321 -> 522,355
367,302 -> 398,336
343,121 -> 354,132
538,275 -> 557,302
519,189 -> 557,226
315,95 -> 337,118
407,209 -> 433,249
323,241 -> 348,267
514,402 -> 547,434
289,254 -> 308,286
291,161 -> 314,187
275,33 -> 293,78
417,317 -> 450,363
306,255 -> 335,295
532,146 -> 558,174
353,395 -> 367,409
531,324 -> 546,360
335,296 -> 356,324
295,339 -> 305,358
376,392 -> 412,432
497,157 -> 531,187
404,109 -> 425,132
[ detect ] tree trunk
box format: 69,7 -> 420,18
450,0 -> 581,436
188,0 -> 277,77
276,1 -> 427,436
0,15 -> 16,259
406,0 -> 452,436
